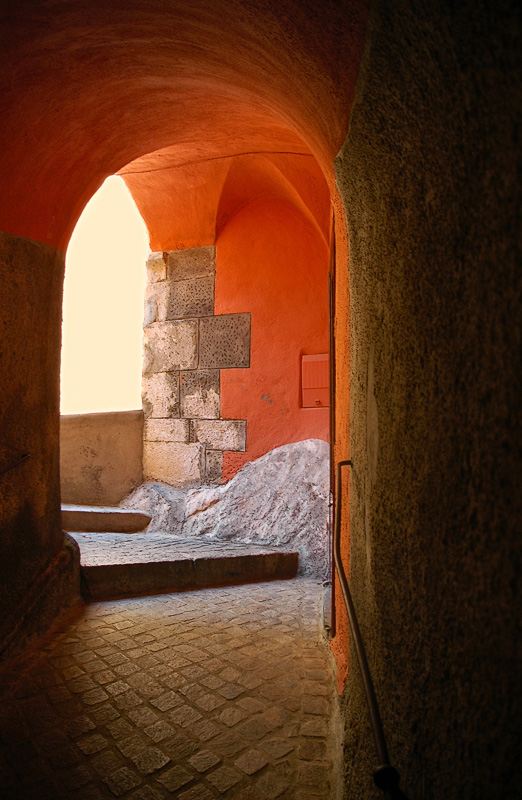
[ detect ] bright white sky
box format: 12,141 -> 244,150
60,176 -> 149,414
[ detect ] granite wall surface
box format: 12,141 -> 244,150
334,1 -> 522,797
142,246 -> 249,486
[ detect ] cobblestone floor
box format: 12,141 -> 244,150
0,579 -> 339,800
69,533 -> 296,566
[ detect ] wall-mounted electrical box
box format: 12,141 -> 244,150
301,353 -> 329,408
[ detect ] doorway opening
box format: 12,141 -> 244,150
60,150 -> 335,595
60,175 -> 148,416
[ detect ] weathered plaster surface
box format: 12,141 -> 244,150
216,197 -> 331,480
60,410 -> 144,506
335,1 -> 522,796
0,232 -> 81,661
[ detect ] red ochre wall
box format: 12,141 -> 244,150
0,0 -> 370,684
215,197 -> 330,481
125,150 -> 333,484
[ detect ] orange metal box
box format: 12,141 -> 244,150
301,353 -> 329,407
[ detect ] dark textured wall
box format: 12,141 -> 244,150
0,232 -> 81,660
335,1 -> 522,797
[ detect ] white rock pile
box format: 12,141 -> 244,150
123,439 -> 330,578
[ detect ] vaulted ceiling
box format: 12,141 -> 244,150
0,0 -> 368,249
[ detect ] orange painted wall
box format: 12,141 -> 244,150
329,192 -> 352,691
0,0 -> 370,690
215,196 -> 330,481
0,1 -> 368,250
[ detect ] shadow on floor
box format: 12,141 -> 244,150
0,579 -> 338,800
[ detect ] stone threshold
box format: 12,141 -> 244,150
69,532 -> 298,602
62,504 -> 151,533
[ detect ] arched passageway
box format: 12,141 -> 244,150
121,149 -> 331,483
1,3 -> 521,799
0,0 -> 365,677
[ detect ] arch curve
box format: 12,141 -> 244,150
0,0 -> 367,249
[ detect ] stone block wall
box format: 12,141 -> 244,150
142,246 -> 250,486
61,410 -> 144,505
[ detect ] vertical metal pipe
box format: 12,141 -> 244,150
333,460 -> 410,800
328,208 -> 337,634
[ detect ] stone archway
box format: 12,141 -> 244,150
0,1 -> 367,661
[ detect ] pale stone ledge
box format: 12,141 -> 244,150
146,251 -> 167,283
180,370 -> 220,419
143,442 -> 205,486
144,419 -> 189,443
142,372 -> 180,419
193,419 -> 247,452
168,245 -> 216,281
143,319 -> 198,373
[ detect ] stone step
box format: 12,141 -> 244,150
69,532 -> 299,601
62,504 -> 151,533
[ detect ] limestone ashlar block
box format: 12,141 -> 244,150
142,372 -> 180,418
144,419 -> 189,443
167,276 -> 215,319
194,420 -> 247,452
143,320 -> 198,374
168,246 -> 216,281
180,370 -> 220,419
146,251 -> 167,283
143,441 -> 205,486
144,281 -> 169,326
205,450 -> 223,484
199,313 -> 251,369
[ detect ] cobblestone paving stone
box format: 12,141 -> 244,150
0,579 -> 338,799
69,533 -> 297,566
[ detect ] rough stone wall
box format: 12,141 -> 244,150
0,232 -> 81,662
142,246 -> 249,486
335,1 -> 522,797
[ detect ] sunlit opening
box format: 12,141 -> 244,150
60,176 -> 149,414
